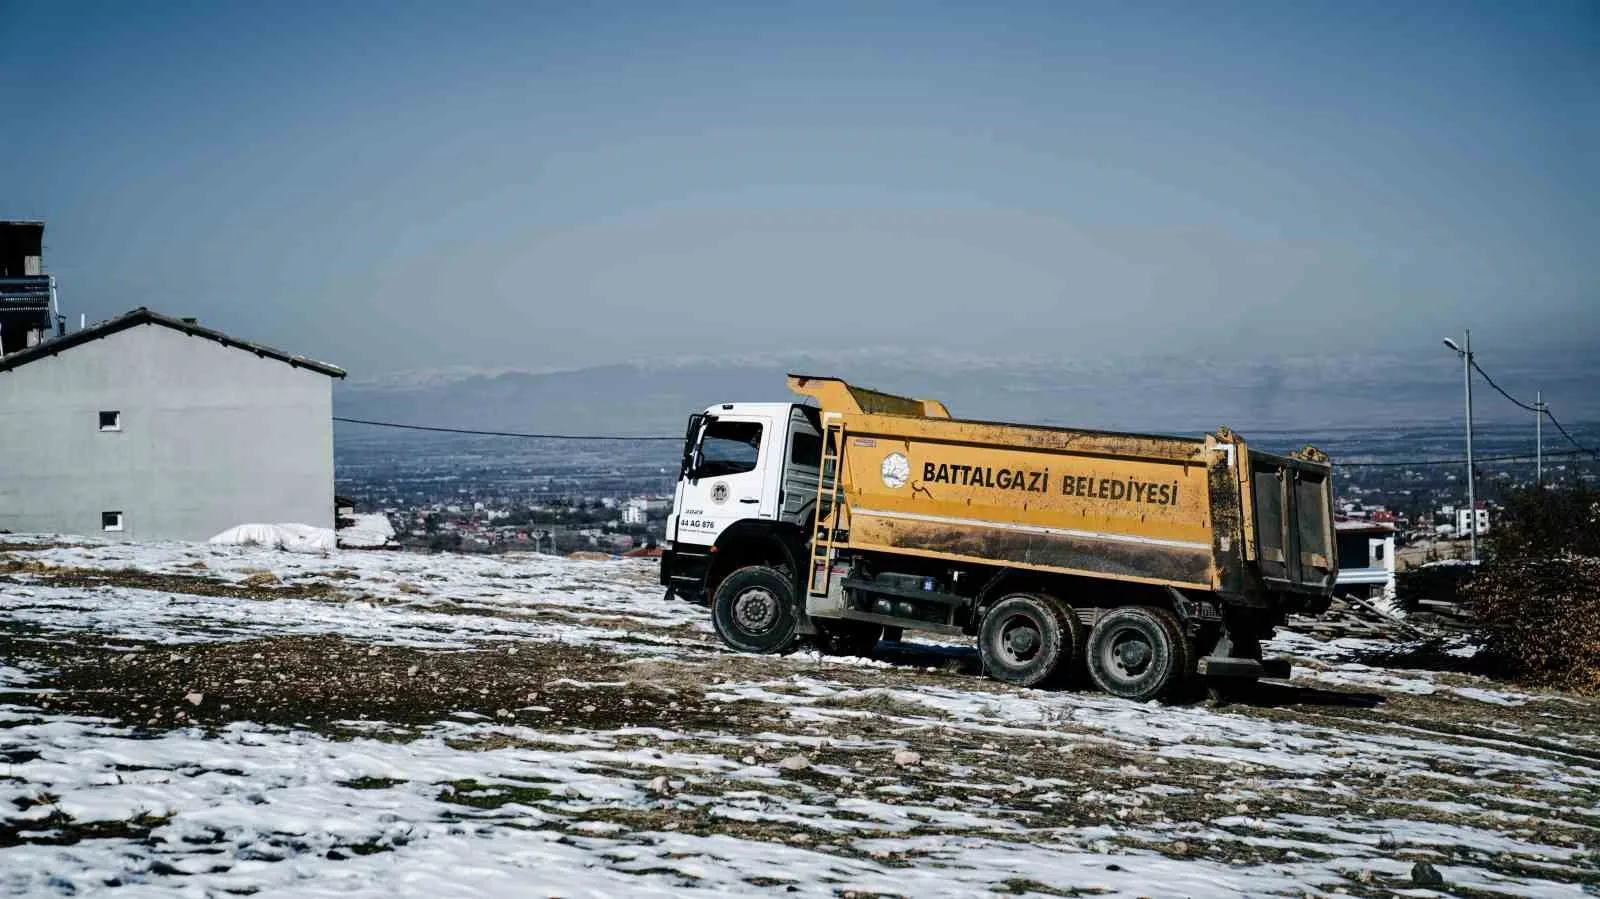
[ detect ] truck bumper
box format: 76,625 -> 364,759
1196,656 -> 1292,680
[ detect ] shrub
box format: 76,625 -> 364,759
1486,484 -> 1600,561
1465,555 -> 1600,692
1465,484 -> 1600,692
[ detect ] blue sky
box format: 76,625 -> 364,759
3,1 -> 1595,377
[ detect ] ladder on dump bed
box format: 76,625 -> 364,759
807,417 -> 846,597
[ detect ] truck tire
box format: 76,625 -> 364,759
979,593 -> 1081,688
711,566 -> 800,655
1085,606 -> 1192,702
814,620 -> 883,657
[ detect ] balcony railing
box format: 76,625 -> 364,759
0,275 -> 51,308
1335,567 -> 1394,586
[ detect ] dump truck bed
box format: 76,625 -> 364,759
792,374 -> 1335,604
833,412 -> 1226,589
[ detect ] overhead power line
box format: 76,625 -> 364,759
1468,357 -> 1541,413
1542,409 -> 1599,461
333,416 -> 679,441
333,415 -> 1594,465
1466,357 -> 1599,459
1337,450 -> 1589,469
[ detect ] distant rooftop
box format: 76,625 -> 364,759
1335,520 -> 1397,533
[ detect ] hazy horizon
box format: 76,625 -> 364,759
5,1 -> 1595,380
330,348 -> 1600,441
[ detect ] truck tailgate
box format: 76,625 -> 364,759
1245,450 -> 1336,595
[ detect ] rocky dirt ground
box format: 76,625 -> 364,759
1,536 -> 1597,897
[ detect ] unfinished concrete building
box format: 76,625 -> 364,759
0,221 -> 62,356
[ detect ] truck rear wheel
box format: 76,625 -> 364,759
712,566 -> 800,655
1085,606 -> 1191,702
979,593 -> 1081,688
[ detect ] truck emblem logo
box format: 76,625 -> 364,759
881,452 -> 910,489
711,482 -> 730,504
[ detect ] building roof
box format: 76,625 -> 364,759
0,307 -> 345,379
1335,519 -> 1397,534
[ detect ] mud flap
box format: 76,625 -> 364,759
794,598 -> 818,636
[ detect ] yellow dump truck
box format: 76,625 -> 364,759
660,375 -> 1336,700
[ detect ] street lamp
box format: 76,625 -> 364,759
1442,332 -> 1477,562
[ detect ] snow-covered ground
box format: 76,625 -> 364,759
2,535 -> 1597,897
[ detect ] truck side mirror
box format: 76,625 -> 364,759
680,413 -> 709,480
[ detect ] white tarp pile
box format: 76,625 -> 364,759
208,523 -> 336,554
337,513 -> 396,549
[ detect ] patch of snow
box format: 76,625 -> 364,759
209,524 -> 337,554
337,514 -> 396,549
1447,686 -> 1538,707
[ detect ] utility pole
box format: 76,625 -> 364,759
1442,332 -> 1477,563
1465,330 -> 1476,563
1536,389 -> 1543,487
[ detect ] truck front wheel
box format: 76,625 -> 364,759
979,593 -> 1081,688
711,566 -> 800,655
1085,606 -> 1191,702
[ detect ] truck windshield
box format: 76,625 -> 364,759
696,420 -> 763,477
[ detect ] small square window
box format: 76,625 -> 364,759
99,411 -> 121,431
102,511 -> 124,532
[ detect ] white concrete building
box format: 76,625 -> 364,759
1456,505 -> 1490,538
1335,520 -> 1397,603
0,308 -> 345,541
621,499 -> 648,526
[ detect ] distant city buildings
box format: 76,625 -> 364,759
353,490 -> 671,556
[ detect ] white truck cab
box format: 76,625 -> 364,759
661,402 -> 822,604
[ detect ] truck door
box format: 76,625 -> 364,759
675,414 -> 776,546
779,406 -> 823,528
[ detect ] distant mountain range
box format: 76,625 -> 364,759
335,350 -> 1600,441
